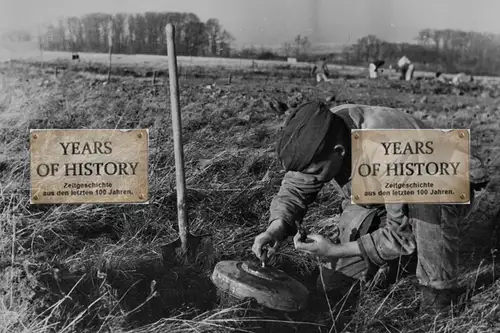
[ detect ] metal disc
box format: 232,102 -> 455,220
210,260 -> 309,312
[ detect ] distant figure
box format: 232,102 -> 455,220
435,72 -> 448,83
368,60 -> 385,79
398,56 -> 415,81
368,63 -> 377,79
452,73 -> 473,85
452,73 -> 464,85
311,57 -> 330,83
72,53 -> 80,60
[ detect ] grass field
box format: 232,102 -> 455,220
1,53 -> 500,333
6,48 -> 500,83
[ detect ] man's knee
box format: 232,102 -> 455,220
409,203 -> 465,229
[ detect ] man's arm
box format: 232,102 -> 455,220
311,65 -> 317,76
356,203 -> 416,266
268,171 -> 325,239
322,63 -> 329,75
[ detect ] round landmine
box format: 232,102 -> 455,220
211,260 -> 309,312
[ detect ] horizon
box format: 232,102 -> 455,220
2,0 -> 500,49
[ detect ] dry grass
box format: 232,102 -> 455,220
9,49 -> 500,84
0,58 -> 499,333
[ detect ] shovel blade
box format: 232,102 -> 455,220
161,237 -> 182,263
162,232 -> 214,268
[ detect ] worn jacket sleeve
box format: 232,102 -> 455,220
356,203 -> 416,266
269,171 -> 325,237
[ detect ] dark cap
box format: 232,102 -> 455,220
277,101 -> 342,172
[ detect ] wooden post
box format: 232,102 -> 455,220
166,23 -> 189,255
37,27 -> 44,70
107,20 -> 113,83
152,70 -> 157,94
228,73 -> 232,85
40,44 -> 44,70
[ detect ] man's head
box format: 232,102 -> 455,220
276,101 -> 350,182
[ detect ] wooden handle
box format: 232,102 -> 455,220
166,23 -> 189,253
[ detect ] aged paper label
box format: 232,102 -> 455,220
351,129 -> 470,204
30,129 -> 149,204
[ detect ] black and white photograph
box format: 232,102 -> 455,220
0,0 -> 499,332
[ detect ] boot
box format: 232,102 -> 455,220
419,285 -> 468,316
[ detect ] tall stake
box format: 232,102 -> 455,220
107,20 -> 113,83
37,26 -> 44,70
166,24 -> 189,254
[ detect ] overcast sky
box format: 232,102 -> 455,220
1,0 -> 499,47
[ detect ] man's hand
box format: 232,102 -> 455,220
294,232 -> 363,259
252,220 -> 287,260
293,233 -> 335,257
252,232 -> 280,260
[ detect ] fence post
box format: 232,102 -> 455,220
107,20 -> 113,83
37,27 -> 44,71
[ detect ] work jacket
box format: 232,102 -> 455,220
311,60 -> 329,75
398,56 -> 411,69
268,104 -> 476,267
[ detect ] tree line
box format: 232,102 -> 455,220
222,28 -> 500,76
3,15 -> 500,76
237,35 -> 311,60
341,29 -> 500,76
19,12 -> 235,57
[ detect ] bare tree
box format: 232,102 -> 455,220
205,18 -> 221,56
300,36 -> 311,57
294,34 -> 302,57
281,42 -> 293,57
26,11 -> 233,59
